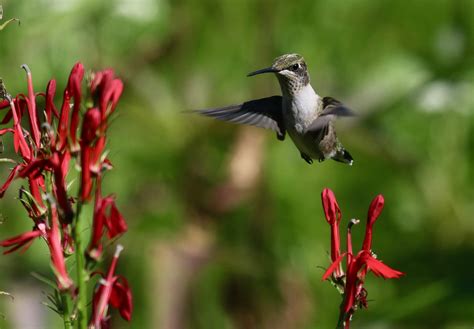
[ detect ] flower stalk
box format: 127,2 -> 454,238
320,188 -> 404,329
0,63 -> 132,329
73,203 -> 88,329
61,292 -> 73,329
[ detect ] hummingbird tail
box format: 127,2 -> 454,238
332,148 -> 354,166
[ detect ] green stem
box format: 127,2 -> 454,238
336,321 -> 344,329
336,303 -> 347,329
61,293 -> 73,329
73,203 -> 88,329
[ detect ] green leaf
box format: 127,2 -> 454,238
0,5 -> 20,31
0,18 -> 20,31
31,272 -> 58,290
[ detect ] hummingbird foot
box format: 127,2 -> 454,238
300,152 -> 313,164
276,132 -> 285,141
332,148 -> 354,166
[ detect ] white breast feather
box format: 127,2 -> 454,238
291,84 -> 319,131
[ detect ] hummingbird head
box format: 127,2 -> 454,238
247,54 -> 310,94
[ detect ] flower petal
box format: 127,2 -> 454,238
45,79 -> 59,122
57,90 -> 70,150
50,153 -> 73,222
322,252 -> 347,281
0,128 -> 14,135
111,276 -> 133,321
0,164 -> 22,198
87,192 -> 106,260
80,108 -> 102,201
363,254 -> 404,279
0,99 -> 9,109
321,188 -> 343,263
105,200 -> 127,239
1,109 -> 13,124
21,65 -> 41,147
10,98 -> 31,160
321,188 -> 342,225
68,62 -> 85,149
0,229 -> 42,254
362,194 -> 384,251
47,203 -> 73,290
90,245 -> 125,327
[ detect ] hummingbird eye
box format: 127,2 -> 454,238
290,63 -> 300,71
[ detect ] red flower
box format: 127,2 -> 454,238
0,223 -> 45,254
68,63 -> 85,152
56,62 -> 84,151
8,95 -> 32,160
21,65 -> 41,148
27,174 -> 46,215
362,194 -> 384,251
0,164 -> 22,198
88,177 -> 128,261
0,99 -> 9,109
321,190 -> 404,328
18,152 -> 73,222
0,204 -> 73,291
91,69 -> 124,119
46,202 -> 73,290
76,68 -> 123,203
90,245 -> 133,328
321,188 -> 343,278
45,79 -> 59,123
0,127 -> 14,135
80,107 -> 102,201
1,62 -> 129,323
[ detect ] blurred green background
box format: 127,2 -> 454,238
1,0 -> 473,328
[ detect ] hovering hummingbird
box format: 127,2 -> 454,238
196,54 -> 355,165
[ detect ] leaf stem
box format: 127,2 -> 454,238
73,202 -> 88,329
61,292 -> 73,329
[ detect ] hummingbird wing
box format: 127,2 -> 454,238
196,96 -> 285,140
307,97 -> 355,132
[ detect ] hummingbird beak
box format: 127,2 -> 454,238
247,67 -> 278,77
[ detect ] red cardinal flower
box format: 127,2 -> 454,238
21,65 -> 41,148
79,69 -> 123,202
57,62 -> 84,151
0,223 -> 45,254
0,164 -> 22,198
18,152 -> 73,222
320,189 -> 404,329
45,79 -> 59,123
321,188 -> 343,278
0,203 -> 73,291
362,194 -> 384,251
1,62 -> 129,326
80,107 -> 102,201
88,176 -> 128,261
68,63 -> 85,152
90,245 -> 133,328
7,95 -> 32,160
91,69 -> 124,119
46,202 -> 73,290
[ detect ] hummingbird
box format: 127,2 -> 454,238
196,54 -> 355,165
